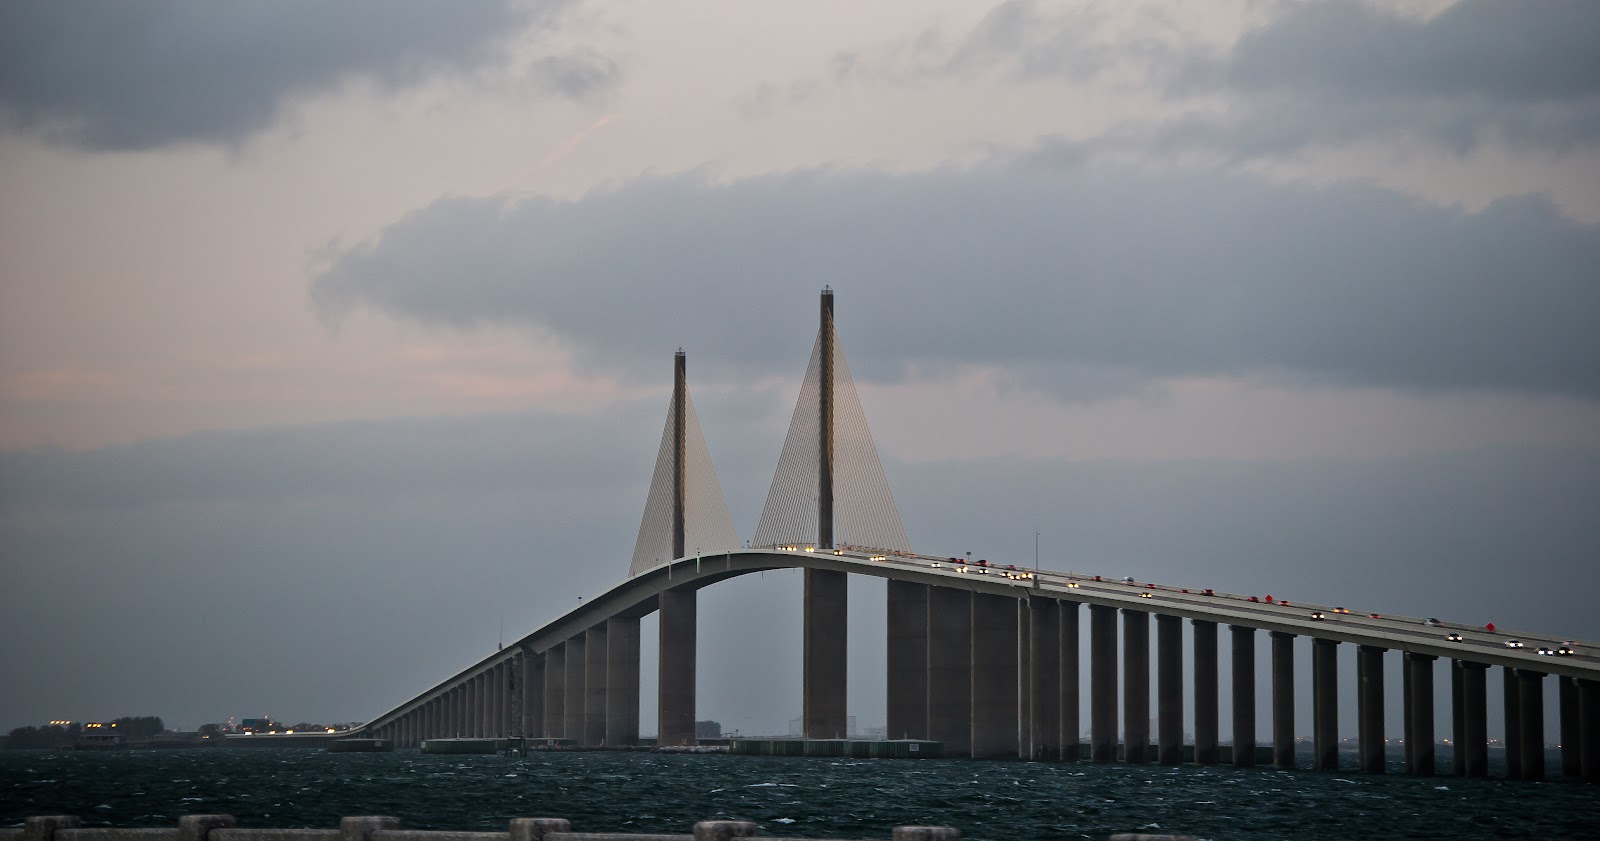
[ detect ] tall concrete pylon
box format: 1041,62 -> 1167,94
629,350 -> 738,747
752,289 -> 911,553
754,288 -> 911,739
629,350 -> 739,577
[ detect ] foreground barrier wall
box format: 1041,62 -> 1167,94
2,817 -> 963,841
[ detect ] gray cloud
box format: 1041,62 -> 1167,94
1171,0 -> 1600,154
310,156 -> 1600,398
808,1 -> 1600,156
0,0 -> 609,150
1216,1 -> 1600,104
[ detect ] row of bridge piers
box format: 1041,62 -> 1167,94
364,580 -> 1600,783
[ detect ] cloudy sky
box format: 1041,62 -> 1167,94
2,1 -> 1598,743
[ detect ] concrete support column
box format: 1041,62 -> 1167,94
544,644 -> 566,739
471,675 -> 483,738
970,593 -> 1020,758
527,653 -> 545,738
804,568 -> 848,739
1193,619 -> 1218,765
1503,665 -> 1522,779
585,624 -> 608,745
501,663 -> 512,736
1580,679 -> 1600,784
606,616 -> 641,746
564,634 -> 587,743
1029,598 -> 1061,760
1451,661 -> 1465,777
1156,614 -> 1183,766
1358,648 -> 1385,775
1270,631 -> 1295,770
470,671 -> 483,738
483,668 -> 496,735
1089,604 -> 1118,763
1060,601 -> 1081,761
658,587 -> 697,747
1559,675 -> 1580,781
1230,625 -> 1256,768
1017,602 -> 1031,757
1122,609 -> 1149,765
1402,656 -> 1415,772
492,666 -> 504,737
1518,670 -> 1545,781
1459,661 -> 1487,777
887,580 -> 930,741
505,658 -> 518,738
470,678 -> 482,740
485,668 -> 496,738
1313,638 -> 1338,771
1407,653 -> 1436,776
927,586 -> 972,757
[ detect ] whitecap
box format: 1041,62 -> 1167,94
772,819 -> 795,824
1434,785 -> 1449,790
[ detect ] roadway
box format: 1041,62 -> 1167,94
333,545 -> 1597,737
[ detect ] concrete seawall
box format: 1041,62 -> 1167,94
1,816 -> 967,841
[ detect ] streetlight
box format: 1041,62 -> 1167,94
1034,530 -> 1041,589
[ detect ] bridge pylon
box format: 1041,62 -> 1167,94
753,288 -> 912,740
629,350 -> 739,577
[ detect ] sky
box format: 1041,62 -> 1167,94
2,0 -> 1598,743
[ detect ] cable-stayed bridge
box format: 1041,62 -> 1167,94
248,289 -> 1600,783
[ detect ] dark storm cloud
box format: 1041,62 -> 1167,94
1217,0 -> 1600,104
0,0 -> 608,151
310,158 -> 1600,398
1174,0 -> 1600,154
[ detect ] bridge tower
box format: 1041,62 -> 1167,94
630,350 -> 739,745
754,287 -> 911,740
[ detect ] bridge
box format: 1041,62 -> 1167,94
249,289 -> 1600,783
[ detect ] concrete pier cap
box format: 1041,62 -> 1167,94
178,816 -> 237,841
890,828 -> 961,841
23,817 -> 81,841
341,817 -> 401,841
690,822 -> 756,841
508,820 -> 572,841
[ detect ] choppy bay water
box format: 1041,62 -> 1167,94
4,749 -> 1597,840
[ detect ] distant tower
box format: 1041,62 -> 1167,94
629,350 -> 739,576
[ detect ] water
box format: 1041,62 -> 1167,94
4,749 -> 1597,840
